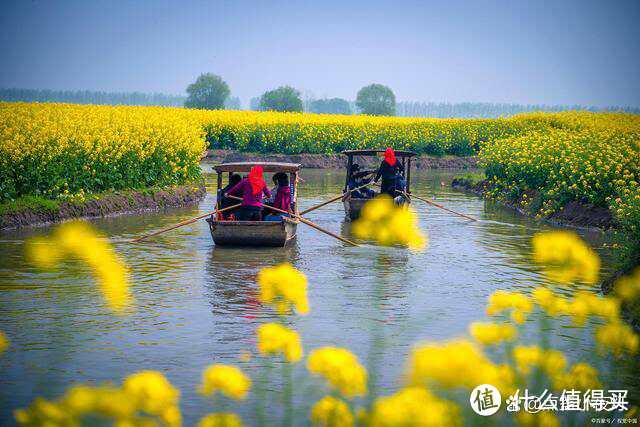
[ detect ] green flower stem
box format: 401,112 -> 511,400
255,358 -> 272,427
283,358 -> 293,427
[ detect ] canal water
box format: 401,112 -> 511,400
0,163 -> 634,425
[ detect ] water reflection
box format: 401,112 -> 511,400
205,243 -> 300,314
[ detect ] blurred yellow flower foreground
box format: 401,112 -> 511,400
26,221 -> 131,314
198,364 -> 251,400
352,195 -> 427,251
257,263 -> 309,315
12,222 -> 640,427
15,370 -> 180,427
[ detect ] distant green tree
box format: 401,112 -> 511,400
310,98 -> 352,115
184,73 -> 230,109
356,84 -> 396,116
259,86 -> 303,112
250,97 -> 262,111
224,96 -> 241,110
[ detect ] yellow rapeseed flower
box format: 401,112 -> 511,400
307,347 -> 367,398
595,321 -> 639,356
0,330 -> 8,353
257,323 -> 303,362
352,195 -> 427,251
613,268 -> 640,301
15,397 -> 74,427
26,221 -> 132,314
196,413 -> 245,427
469,322 -> 517,345
123,370 -> 180,415
369,387 -> 461,427
257,263 -> 309,315
531,231 -> 600,284
531,287 -> 570,317
198,364 -> 251,400
512,346 -> 567,378
552,362 -> 601,392
407,340 -> 514,395
310,396 -> 354,427
486,290 -> 533,324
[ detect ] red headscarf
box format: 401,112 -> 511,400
248,165 -> 265,195
384,147 -> 396,165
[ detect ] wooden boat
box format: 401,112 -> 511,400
342,149 -> 417,221
206,162 -> 301,246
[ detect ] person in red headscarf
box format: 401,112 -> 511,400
374,147 -> 404,197
226,165 -> 271,221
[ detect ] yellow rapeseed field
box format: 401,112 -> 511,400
0,102 -> 537,203
0,102 -> 205,202
1,103 -> 638,246
479,111 -> 640,253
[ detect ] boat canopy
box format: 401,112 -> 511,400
342,149 -> 415,193
342,149 -> 417,157
214,162 -> 301,173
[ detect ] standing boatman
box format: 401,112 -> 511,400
374,147 -> 404,197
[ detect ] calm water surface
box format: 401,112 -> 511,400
0,164 -> 635,424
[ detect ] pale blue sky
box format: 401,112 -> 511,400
0,0 -> 638,107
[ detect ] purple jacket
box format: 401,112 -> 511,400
228,178 -> 271,207
274,186 -> 291,212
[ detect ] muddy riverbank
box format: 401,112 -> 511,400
451,176 -> 614,231
0,184 -> 206,229
204,149 -> 478,169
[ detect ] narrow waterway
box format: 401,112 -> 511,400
0,163 -> 633,425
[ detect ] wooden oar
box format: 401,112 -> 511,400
130,203 -> 242,243
226,195 -> 359,247
399,190 -> 477,222
299,181 -> 374,215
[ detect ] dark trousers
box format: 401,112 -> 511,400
381,178 -> 396,197
238,205 -> 262,221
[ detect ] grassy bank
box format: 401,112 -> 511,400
0,184 -> 205,229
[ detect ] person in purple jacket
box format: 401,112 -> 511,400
225,165 -> 271,221
264,172 -> 291,220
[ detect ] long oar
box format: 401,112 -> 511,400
226,195 -> 359,247
399,190 -> 477,222
130,203 -> 242,243
300,181 -> 374,215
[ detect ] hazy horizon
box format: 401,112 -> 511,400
1,0 -> 639,109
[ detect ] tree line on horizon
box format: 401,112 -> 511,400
2,79 -> 638,117
0,87 -> 187,107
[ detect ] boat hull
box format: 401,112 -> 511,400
344,196 -> 411,221
344,198 -> 369,221
206,217 -> 298,247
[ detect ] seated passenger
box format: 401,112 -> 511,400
219,174 -> 242,219
393,174 -> 407,203
265,172 -> 291,221
265,174 -> 279,205
226,166 -> 271,221
348,164 -> 375,199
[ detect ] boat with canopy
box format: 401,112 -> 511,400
341,149 -> 417,220
206,162 -> 301,246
